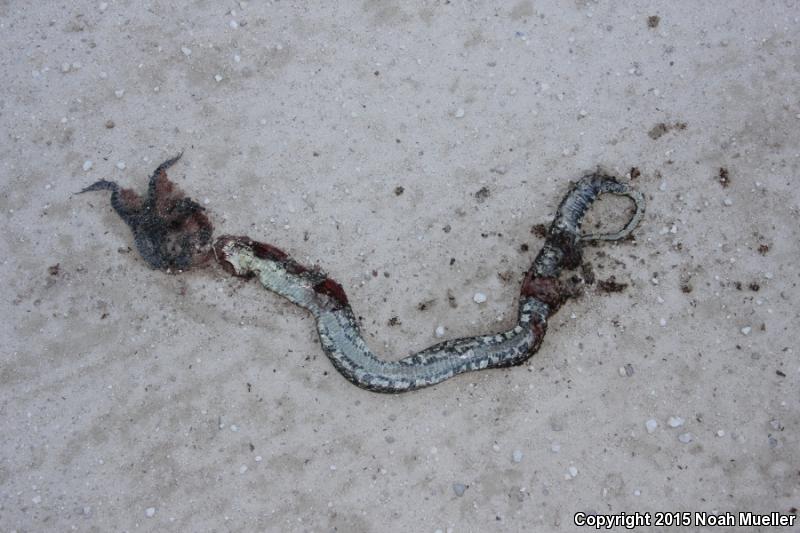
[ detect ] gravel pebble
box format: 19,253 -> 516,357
678,432 -> 693,443
512,449 -> 523,463
435,325 -> 445,338
473,292 -> 487,304
455,107 -> 465,118
145,507 -> 156,518
567,466 -> 578,478
452,483 -> 467,497
83,160 -> 93,171
114,89 -> 125,98
645,419 -> 658,433
741,326 -> 751,335
116,161 -> 126,170
668,416 -> 685,428
181,46 -> 192,56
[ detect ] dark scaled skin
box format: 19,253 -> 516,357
78,154 -> 213,270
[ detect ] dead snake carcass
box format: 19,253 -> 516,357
80,155 -> 644,393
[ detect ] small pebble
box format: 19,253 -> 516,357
229,20 -> 239,29
668,416 -> 685,428
452,483 -> 467,497
181,46 -> 192,56
145,507 -> 156,518
678,432 -> 693,443
455,107 -> 465,118
568,466 -> 578,478
550,442 -> 560,453
99,2 -> 108,12
239,465 -> 248,474
116,161 -> 126,170
741,326 -> 751,335
659,181 -> 667,191
618,366 -> 627,377
83,160 -> 93,171
61,62 -> 71,73
434,325 -> 445,338
716,430 -> 725,437
114,89 -> 125,98
214,74 -> 223,82
105,119 -> 115,129
659,318 -> 667,327
723,198 -> 733,206
492,444 -> 500,452
473,292 -> 487,304
255,455 -> 263,462
645,419 -> 658,434
32,495 -> 42,504
512,450 -> 523,463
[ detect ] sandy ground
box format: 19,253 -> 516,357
2,1 -> 799,532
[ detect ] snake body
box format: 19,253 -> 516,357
82,161 -> 644,393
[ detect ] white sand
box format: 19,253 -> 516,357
2,2 -> 798,531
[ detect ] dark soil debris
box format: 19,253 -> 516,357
718,167 -> 730,188
758,244 -> 769,255
387,316 -> 401,327
580,262 -> 596,285
531,223 -> 548,238
648,121 -> 687,140
417,299 -> 436,311
629,167 -> 641,180
647,15 -> 660,28
474,186 -> 491,203
447,289 -> 457,308
597,276 -> 627,293
48,263 -> 60,276
394,186 -> 405,196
